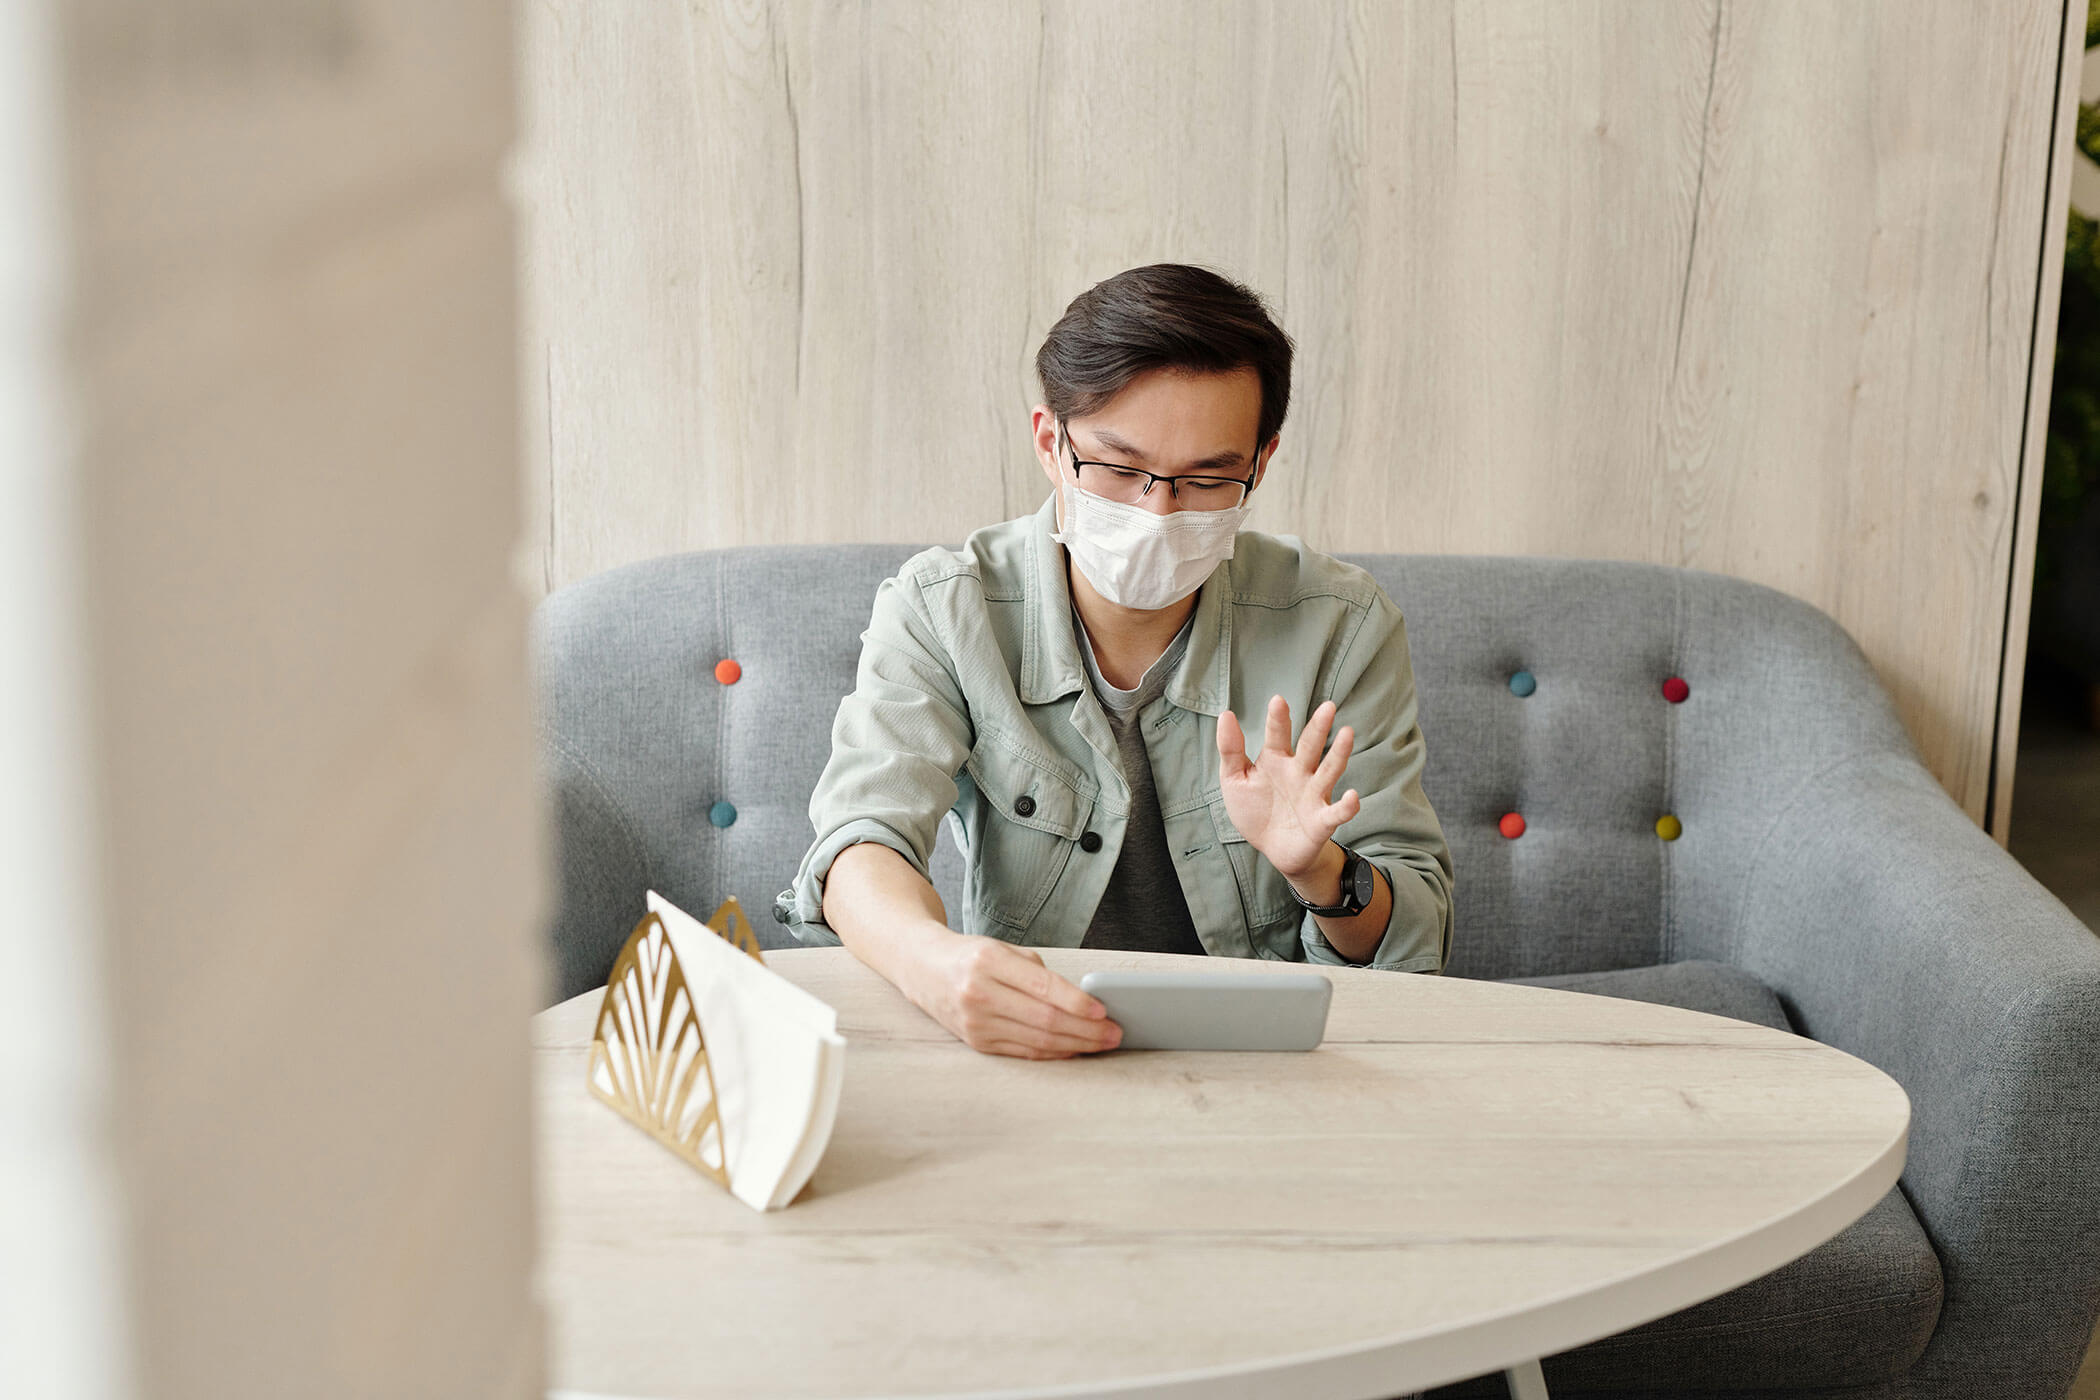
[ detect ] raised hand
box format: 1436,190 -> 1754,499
1215,695 -> 1361,879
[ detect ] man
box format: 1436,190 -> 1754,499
773,264 -> 1453,1058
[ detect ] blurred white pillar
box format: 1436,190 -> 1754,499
0,0 -> 127,1395
2,1 -> 545,1395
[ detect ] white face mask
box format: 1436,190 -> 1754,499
1048,423 -> 1257,611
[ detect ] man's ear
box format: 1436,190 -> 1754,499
1251,435 -> 1279,494
1031,405 -> 1063,484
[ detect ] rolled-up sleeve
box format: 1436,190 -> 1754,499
775,567 -> 975,945
1298,595 -> 1455,972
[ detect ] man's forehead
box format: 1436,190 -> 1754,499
1070,366 -> 1260,451
1076,423 -> 1250,467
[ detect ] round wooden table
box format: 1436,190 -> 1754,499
534,948 -> 1909,1400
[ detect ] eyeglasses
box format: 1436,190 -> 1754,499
1060,422 -> 1258,512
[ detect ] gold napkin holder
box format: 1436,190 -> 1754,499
585,896 -> 765,1189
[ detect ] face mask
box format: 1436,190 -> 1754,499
1048,424 -> 1256,611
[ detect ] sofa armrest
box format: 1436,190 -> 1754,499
540,730 -> 651,1007
1730,750 -> 2100,1400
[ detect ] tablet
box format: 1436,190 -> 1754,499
1078,969 -> 1332,1051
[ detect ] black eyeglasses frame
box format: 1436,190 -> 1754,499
1057,420 -> 1261,508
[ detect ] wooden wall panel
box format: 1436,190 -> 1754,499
518,0 -> 2077,831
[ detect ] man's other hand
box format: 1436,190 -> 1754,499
906,932 -> 1122,1059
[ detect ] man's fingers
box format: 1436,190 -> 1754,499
980,979 -> 1113,1040
988,947 -> 1107,1020
1312,722 -> 1354,788
1263,693 -> 1292,758
967,953 -> 1113,1037
1216,709 -> 1251,779
944,940 -> 1123,1058
971,996 -> 1122,1055
1323,789 -> 1362,825
1297,700 -> 1338,769
980,1031 -> 1117,1060
998,1015 -> 1124,1055
979,1041 -> 1060,1061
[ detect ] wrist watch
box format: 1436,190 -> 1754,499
1289,842 -> 1377,918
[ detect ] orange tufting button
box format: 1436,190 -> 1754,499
714,658 -> 742,685
1661,676 -> 1689,703
1499,811 -> 1526,839
1656,814 -> 1682,841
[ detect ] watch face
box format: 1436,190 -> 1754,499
1351,853 -> 1376,907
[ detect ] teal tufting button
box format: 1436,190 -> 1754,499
1509,669 -> 1536,697
709,800 -> 737,829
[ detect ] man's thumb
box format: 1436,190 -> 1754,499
1216,709 -> 1250,777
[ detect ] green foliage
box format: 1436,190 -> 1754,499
2080,102 -> 2100,164
2044,207 -> 2100,592
2018,9 -> 2100,638
2046,3 -> 2100,594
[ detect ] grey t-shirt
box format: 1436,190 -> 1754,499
1073,608 -> 1208,957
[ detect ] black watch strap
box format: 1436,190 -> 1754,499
1290,843 -> 1375,917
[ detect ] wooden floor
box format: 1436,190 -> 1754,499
2007,658 -> 2100,1397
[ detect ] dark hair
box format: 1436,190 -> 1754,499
1035,264 -> 1295,450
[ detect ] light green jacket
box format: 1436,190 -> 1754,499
773,492 -> 1454,972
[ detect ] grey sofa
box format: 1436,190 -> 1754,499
533,545 -> 2100,1400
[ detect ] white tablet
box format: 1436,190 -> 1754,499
1078,969 -> 1332,1051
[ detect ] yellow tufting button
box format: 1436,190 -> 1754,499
1656,814 -> 1682,841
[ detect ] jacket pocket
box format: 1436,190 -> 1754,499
1208,794 -> 1304,951
965,736 -> 1095,932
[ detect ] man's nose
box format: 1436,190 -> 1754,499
1139,484 -> 1181,516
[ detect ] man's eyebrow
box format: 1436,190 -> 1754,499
1086,428 -> 1154,460
1085,427 -> 1249,474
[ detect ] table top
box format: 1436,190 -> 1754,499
534,948 -> 1909,1400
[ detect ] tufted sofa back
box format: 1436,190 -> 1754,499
533,546 -> 1923,1003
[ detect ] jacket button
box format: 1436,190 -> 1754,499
772,903 -> 789,924
1079,831 -> 1103,853
1014,794 -> 1036,817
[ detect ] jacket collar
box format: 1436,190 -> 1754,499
1020,491 -> 1233,717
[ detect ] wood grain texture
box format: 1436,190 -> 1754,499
535,947 -> 1909,1399
517,0 -> 2075,829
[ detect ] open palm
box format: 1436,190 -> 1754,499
1215,695 -> 1361,879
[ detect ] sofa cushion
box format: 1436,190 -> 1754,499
1425,961 -> 1942,1396
1511,960 -> 1799,1032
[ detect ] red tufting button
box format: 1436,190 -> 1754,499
714,658 -> 742,685
1499,811 -> 1526,839
1661,676 -> 1689,704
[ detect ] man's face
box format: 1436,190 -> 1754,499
1033,366 -> 1273,524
